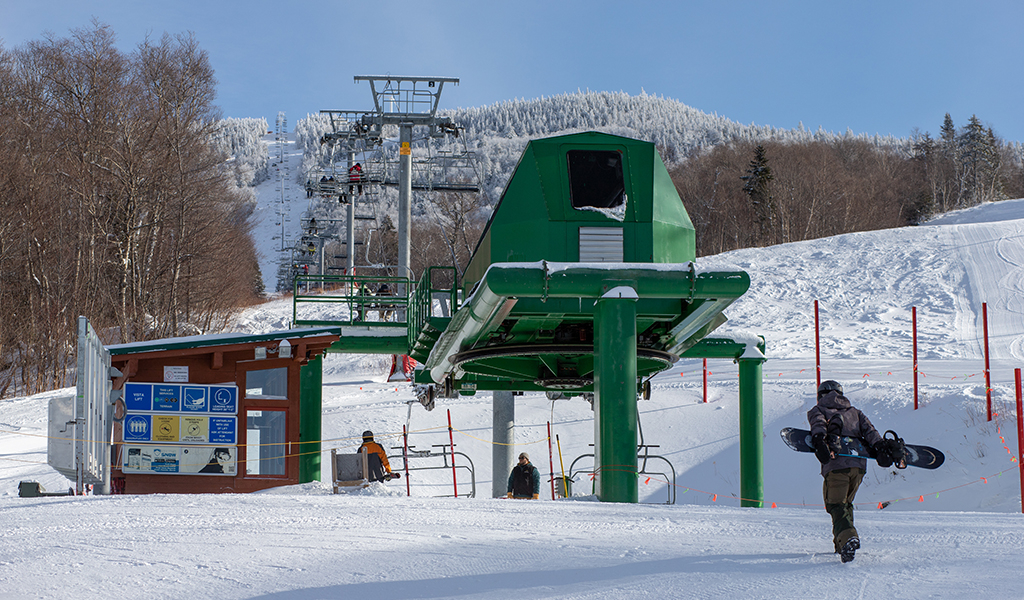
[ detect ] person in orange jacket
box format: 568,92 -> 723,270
359,430 -> 397,482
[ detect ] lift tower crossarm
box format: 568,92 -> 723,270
354,75 -> 459,118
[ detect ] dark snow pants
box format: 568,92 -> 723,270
823,467 -> 864,552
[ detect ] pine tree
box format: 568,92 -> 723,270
741,145 -> 777,245
910,132 -> 938,221
958,115 -> 992,206
938,114 -> 960,210
940,114 -> 957,150
982,127 -> 1003,202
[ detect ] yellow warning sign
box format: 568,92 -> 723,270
400,142 -> 411,156
152,415 -> 179,442
180,416 -> 208,443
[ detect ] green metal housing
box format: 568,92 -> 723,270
416,132 -> 748,395
465,131 -> 695,285
408,131 -> 761,503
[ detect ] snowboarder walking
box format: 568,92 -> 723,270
808,380 -> 903,563
506,452 -> 540,499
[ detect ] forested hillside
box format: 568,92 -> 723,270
211,117 -> 271,188
295,91 -> 916,203
294,91 -> 1024,262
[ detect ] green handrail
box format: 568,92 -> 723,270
293,274 -> 410,327
408,266 -> 460,352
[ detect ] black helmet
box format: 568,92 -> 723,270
362,430 -> 373,440
817,380 -> 843,396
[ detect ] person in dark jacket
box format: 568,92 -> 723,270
809,380 -> 900,563
506,452 -> 540,499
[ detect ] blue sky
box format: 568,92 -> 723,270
2,0 -> 1021,142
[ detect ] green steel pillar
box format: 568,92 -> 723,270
738,350 -> 765,507
299,356 -> 323,483
594,285 -> 639,503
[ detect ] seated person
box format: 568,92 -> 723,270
358,430 -> 397,482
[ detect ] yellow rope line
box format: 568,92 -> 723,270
451,425 -> 549,446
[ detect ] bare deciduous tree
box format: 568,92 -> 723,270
0,23 -> 260,398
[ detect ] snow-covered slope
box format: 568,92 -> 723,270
3,200 -> 1024,598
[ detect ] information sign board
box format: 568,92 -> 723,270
119,414 -> 236,445
123,382 -> 237,414
122,445 -> 236,475
121,382 -> 239,478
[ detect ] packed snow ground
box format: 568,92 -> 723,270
4,155 -> 1024,596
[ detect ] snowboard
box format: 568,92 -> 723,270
780,427 -> 945,469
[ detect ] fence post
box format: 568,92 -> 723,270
547,422 -> 555,499
447,409 -> 458,498
984,302 -> 992,421
1016,369 -> 1023,515
403,425 -> 410,497
913,306 -> 919,410
702,358 -> 708,403
814,300 -> 821,389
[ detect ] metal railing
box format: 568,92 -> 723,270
293,274 -> 410,328
567,445 -> 677,504
407,266 -> 460,348
389,444 -> 476,498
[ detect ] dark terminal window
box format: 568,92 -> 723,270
567,150 -> 625,209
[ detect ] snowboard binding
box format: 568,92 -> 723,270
881,430 -> 907,469
826,415 -> 845,457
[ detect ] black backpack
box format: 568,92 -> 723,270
512,464 -> 535,497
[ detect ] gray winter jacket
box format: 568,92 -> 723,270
807,391 -> 883,476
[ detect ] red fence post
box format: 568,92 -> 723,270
984,302 -> 992,421
403,424 -> 410,496
447,409 -> 458,498
1015,369 -> 1023,514
913,306 -> 919,410
814,300 -> 821,389
702,358 -> 708,403
547,421 -> 555,499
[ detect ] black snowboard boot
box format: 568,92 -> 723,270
840,536 -> 860,563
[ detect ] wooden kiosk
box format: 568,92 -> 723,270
107,327 -> 340,494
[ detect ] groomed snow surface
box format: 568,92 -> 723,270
5,194 -> 1024,598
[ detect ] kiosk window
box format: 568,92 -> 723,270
246,410 -> 286,476
567,150 -> 625,209
245,367 -> 287,399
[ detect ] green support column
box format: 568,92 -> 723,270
594,285 -> 639,503
738,351 -> 765,507
299,356 -> 323,483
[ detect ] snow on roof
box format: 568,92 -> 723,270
106,326 -> 341,355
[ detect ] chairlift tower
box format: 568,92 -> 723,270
275,112 -> 290,253
354,75 -> 460,281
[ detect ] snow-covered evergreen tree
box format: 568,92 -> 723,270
212,117 -> 271,187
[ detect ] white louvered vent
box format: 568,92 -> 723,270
579,227 -> 623,262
